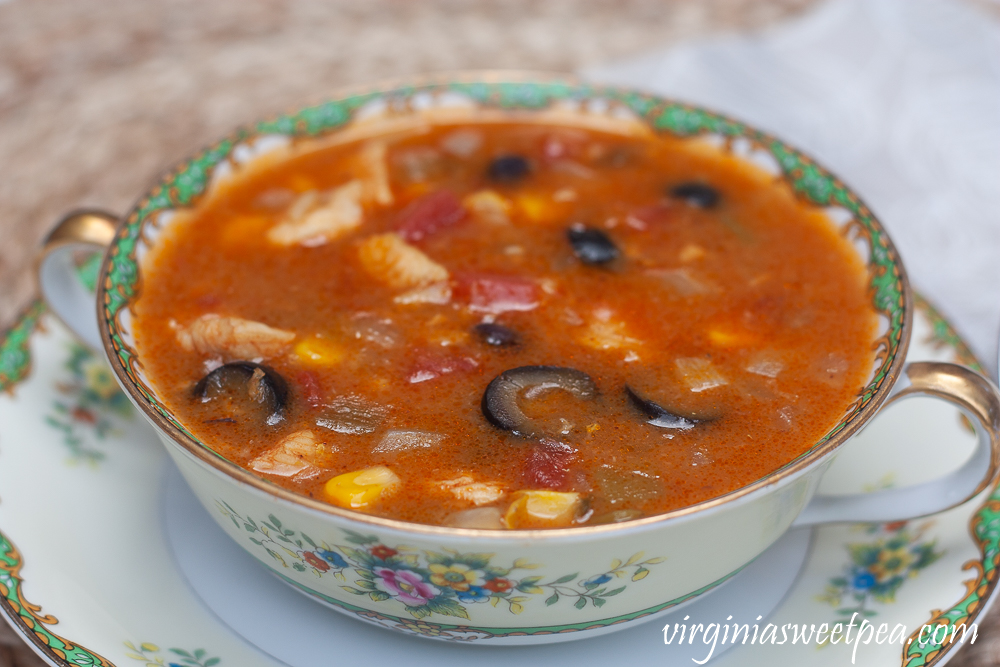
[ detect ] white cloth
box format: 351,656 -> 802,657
587,0 -> 1000,376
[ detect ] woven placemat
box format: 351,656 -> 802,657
1,2 -> 997,666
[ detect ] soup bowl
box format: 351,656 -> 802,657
36,72 -> 1000,644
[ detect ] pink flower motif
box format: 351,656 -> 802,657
375,567 -> 439,607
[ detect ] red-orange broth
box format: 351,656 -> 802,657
133,121 -> 875,529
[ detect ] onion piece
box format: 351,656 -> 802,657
675,358 -> 728,393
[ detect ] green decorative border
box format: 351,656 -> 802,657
913,293 -> 982,374
98,76 -> 907,498
0,304 -> 113,666
1,532 -> 112,667
0,301 -> 45,394
902,299 -> 995,667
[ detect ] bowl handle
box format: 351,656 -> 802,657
794,361 -> 1000,525
35,210 -> 118,351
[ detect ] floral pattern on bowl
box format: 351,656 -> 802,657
216,501 -> 665,622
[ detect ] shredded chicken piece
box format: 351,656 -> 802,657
358,141 -> 393,206
357,232 -> 449,289
175,314 -> 295,359
394,281 -> 452,305
438,476 -> 505,506
267,180 -> 364,247
250,429 -> 329,477
463,190 -> 511,225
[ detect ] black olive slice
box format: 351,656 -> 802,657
625,386 -> 701,430
474,322 -> 519,347
487,155 -> 531,182
669,182 -> 720,209
482,366 -> 597,437
567,225 -> 620,265
194,361 -> 288,426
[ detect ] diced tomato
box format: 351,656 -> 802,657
523,439 -> 576,490
395,190 -> 467,242
456,273 -> 540,314
407,351 -> 479,384
295,370 -> 324,408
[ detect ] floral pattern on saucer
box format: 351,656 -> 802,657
123,641 -> 219,667
45,341 -> 133,465
216,501 -> 664,621
819,521 -> 943,619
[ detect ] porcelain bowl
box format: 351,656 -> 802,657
37,72 -> 1000,644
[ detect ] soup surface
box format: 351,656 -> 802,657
134,119 -> 875,529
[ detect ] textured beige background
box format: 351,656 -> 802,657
1,1 -> 999,666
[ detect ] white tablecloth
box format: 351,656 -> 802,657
587,0 -> 1000,376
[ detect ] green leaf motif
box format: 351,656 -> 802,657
512,557 -> 539,570
342,529 -> 379,545
426,597 -> 471,620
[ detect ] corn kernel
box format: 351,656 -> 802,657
707,328 -> 755,348
504,490 -> 581,529
515,192 -> 565,224
324,466 -> 400,509
294,336 -> 345,365
679,244 -> 706,262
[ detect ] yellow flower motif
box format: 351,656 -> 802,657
428,562 -> 482,592
397,620 -> 444,637
870,546 -> 913,581
83,359 -> 120,400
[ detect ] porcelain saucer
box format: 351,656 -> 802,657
0,294 -> 995,667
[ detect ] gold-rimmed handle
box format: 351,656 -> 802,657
36,209 -> 118,351
795,361 -> 1000,525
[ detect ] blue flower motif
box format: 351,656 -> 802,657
583,574 -> 612,588
316,549 -> 348,569
852,571 -> 876,590
456,585 -> 491,603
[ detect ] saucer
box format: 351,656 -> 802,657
163,463 -> 811,663
0,293 -> 995,667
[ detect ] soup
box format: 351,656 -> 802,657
133,119 -> 875,529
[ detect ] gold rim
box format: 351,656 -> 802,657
34,209 -> 119,348
94,70 -> 913,539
